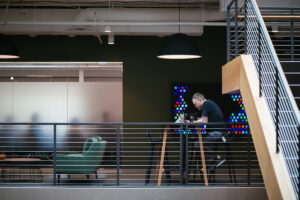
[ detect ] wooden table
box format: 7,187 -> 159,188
0,158 -> 43,182
157,126 -> 208,186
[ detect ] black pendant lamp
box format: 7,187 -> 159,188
157,0 -> 201,59
0,35 -> 20,59
158,33 -> 201,59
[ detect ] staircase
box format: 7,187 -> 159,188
264,6 -> 300,110
222,54 -> 295,200
226,0 -> 300,199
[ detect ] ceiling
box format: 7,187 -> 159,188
0,0 -> 299,37
0,0 -> 226,36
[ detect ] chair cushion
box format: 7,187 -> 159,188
83,137 -> 98,153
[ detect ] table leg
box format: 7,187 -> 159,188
198,131 -> 208,186
157,126 -> 169,186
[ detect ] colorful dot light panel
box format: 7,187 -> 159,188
173,86 -> 188,120
228,94 -> 249,134
172,86 -> 249,135
173,85 -> 205,134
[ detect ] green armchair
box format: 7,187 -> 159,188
56,137 -> 107,183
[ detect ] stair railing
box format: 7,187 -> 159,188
227,0 -> 300,198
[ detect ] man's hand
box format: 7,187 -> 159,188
201,116 -> 208,123
192,117 -> 203,123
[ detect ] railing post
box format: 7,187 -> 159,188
185,124 -> 189,185
234,0 -> 238,58
247,130 -> 251,185
180,124 -> 183,185
53,124 -> 57,185
258,25 -> 262,97
227,2 -> 231,62
275,66 -> 279,154
117,125 -> 120,186
244,0 -> 248,54
290,9 -> 294,61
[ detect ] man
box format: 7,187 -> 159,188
191,92 -> 226,169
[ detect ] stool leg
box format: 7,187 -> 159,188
196,148 -> 204,184
209,168 -> 216,184
230,151 -> 237,184
164,150 -> 171,184
38,167 -> 43,182
1,167 -> 3,182
226,143 -> 237,184
191,143 -> 196,182
145,143 -> 155,185
226,149 -> 233,183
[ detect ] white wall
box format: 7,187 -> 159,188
0,81 -> 122,123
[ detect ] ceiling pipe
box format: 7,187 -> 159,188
1,21 -> 226,26
0,7 -> 226,36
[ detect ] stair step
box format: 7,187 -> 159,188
281,62 -> 300,72
289,85 -> 300,97
284,74 -> 300,84
280,62 -> 300,108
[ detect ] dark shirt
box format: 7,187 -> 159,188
202,100 -> 225,132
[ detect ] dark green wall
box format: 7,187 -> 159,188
7,26 -> 226,122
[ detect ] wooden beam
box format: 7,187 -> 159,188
222,56 -> 241,94
222,55 -> 296,200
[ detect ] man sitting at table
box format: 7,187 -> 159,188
191,92 -> 226,170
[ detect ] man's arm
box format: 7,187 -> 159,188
201,101 -> 209,123
201,116 -> 208,123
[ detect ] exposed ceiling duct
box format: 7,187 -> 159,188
0,0 -> 219,8
0,0 -> 225,36
0,7 -> 225,36
1,0 -> 298,37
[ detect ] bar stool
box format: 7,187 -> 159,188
207,134 -> 237,184
193,133 -> 236,184
189,139 -> 204,183
145,131 -> 171,185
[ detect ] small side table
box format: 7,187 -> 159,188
1,158 -> 43,182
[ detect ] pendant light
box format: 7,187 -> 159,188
0,34 -> 20,59
157,0 -> 201,59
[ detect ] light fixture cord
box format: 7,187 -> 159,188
2,1 -> 9,24
178,0 -> 181,33
108,0 -> 111,21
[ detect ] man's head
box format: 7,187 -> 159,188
192,93 -> 206,110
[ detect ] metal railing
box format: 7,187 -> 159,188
227,0 -> 300,198
260,7 -> 300,61
0,122 -> 263,187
